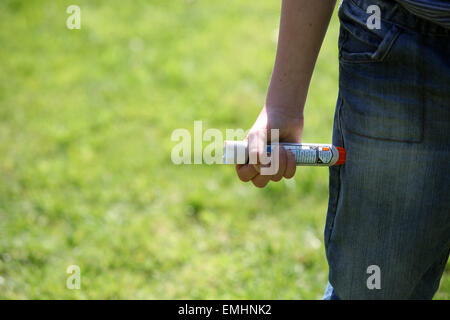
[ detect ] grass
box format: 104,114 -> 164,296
0,0 -> 448,299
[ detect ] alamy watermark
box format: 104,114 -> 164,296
66,5 -> 81,30
366,5 -> 381,30
366,265 -> 381,290
66,265 -> 81,290
171,121 -> 280,175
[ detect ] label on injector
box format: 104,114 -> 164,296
223,141 -> 346,167
273,144 -> 333,165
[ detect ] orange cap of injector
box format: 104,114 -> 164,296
335,147 -> 346,165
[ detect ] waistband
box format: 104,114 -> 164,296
348,0 -> 450,35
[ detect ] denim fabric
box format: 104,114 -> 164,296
323,282 -> 341,300
395,0 -> 450,29
324,0 -> 450,299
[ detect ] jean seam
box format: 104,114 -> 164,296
339,24 -> 402,64
408,245 -> 450,299
419,33 -> 425,143
326,97 -> 344,247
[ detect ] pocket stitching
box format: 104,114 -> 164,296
339,26 -> 402,64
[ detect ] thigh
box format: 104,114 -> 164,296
326,122 -> 450,299
324,0 -> 450,299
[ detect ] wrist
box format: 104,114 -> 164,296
263,103 -> 304,120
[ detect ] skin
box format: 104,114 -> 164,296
236,0 -> 337,188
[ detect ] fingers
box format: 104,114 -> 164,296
236,162 -> 271,188
237,146 -> 296,188
236,164 -> 258,182
247,129 -> 268,166
270,146 -> 287,182
284,150 -> 296,179
251,174 -> 272,188
236,131 -> 298,187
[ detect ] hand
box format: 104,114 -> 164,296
236,106 -> 304,188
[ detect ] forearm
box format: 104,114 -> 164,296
266,0 -> 336,117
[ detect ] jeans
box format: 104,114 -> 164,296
324,0 -> 450,299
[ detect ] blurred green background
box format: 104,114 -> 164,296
0,0 -> 448,299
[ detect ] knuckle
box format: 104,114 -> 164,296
236,172 -> 248,182
252,178 -> 268,188
271,175 -> 282,182
251,180 -> 261,188
254,182 -> 267,188
284,167 -> 296,179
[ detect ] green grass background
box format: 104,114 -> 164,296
0,0 -> 448,299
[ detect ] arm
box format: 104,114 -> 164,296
237,0 -> 336,187
268,0 -> 336,119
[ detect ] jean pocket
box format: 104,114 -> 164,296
339,29 -> 424,143
338,0 -> 401,63
338,2 -> 424,142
